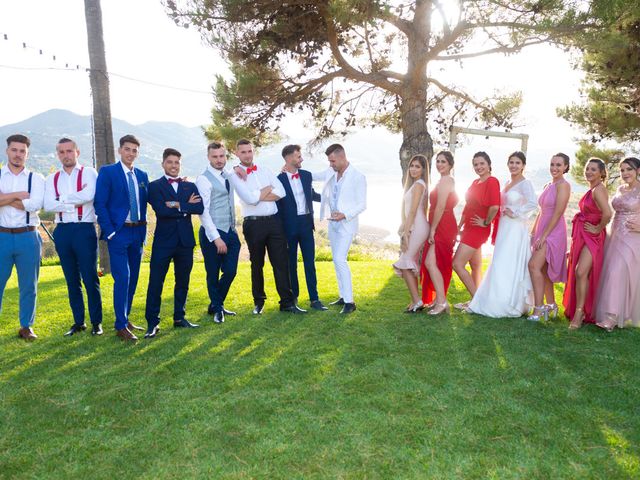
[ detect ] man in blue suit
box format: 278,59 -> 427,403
277,144 -> 328,311
94,134 -> 149,342
144,148 -> 203,338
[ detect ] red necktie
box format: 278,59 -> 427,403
291,173 -> 300,179
168,178 -> 182,184
246,165 -> 258,174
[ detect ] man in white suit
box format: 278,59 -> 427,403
317,144 -> 367,314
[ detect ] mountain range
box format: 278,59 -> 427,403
0,109 -> 208,177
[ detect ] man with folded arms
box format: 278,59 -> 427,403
44,137 -> 103,336
0,134 -> 45,340
94,134 -> 149,342
144,148 -> 203,338
230,139 -> 303,314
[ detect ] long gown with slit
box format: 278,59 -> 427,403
563,189 -> 606,323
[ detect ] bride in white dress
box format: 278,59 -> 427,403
468,151 -> 537,318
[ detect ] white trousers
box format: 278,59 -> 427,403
328,222 -> 355,303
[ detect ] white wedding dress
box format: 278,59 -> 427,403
468,179 -> 537,318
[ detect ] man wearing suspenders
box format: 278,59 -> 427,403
44,138 -> 103,336
0,134 -> 45,340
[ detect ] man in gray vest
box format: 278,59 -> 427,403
196,142 -> 242,324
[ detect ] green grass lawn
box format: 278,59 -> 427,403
0,261 -> 639,479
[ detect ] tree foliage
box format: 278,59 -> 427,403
167,0 -> 593,174
558,1 -> 640,143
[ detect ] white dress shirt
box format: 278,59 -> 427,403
0,165 -> 45,228
120,161 -> 140,222
44,164 -> 98,223
196,165 -> 230,242
227,163 -> 286,217
286,171 -> 308,215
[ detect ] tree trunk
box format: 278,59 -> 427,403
84,0 -> 114,273
398,92 -> 433,182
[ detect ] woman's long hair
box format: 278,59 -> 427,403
402,154 -> 430,218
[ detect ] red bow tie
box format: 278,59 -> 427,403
168,178 -> 182,184
246,165 -> 258,174
291,173 -> 300,179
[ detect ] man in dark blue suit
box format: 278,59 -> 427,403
94,134 -> 149,342
277,144 -> 328,311
144,148 -> 204,338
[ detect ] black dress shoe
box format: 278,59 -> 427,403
91,323 -> 103,336
173,319 -> 200,328
253,303 -> 265,315
144,325 -> 160,339
64,323 -> 87,336
329,297 -> 345,306
213,311 -> 225,324
340,303 -> 357,314
310,300 -> 329,311
127,322 -> 144,331
222,308 -> 236,316
280,305 -> 307,314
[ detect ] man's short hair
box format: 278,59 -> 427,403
325,143 -> 344,156
236,139 -> 252,148
57,137 -> 78,149
6,134 -> 30,147
162,148 -> 181,160
119,134 -> 140,147
207,142 -> 225,152
281,144 -> 301,159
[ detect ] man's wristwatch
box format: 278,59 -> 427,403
169,201 -> 177,208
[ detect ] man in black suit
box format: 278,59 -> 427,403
277,145 -> 328,311
144,148 -> 204,338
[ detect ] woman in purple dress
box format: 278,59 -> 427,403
595,157 -> 640,331
527,153 -> 571,321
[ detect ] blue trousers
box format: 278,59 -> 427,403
199,227 -> 240,313
107,225 -> 145,330
286,214 -> 319,302
0,230 -> 41,328
53,223 -> 102,326
145,243 -> 194,327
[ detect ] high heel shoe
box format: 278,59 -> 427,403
428,302 -> 450,315
453,301 -> 470,310
545,303 -> 559,319
527,305 -> 548,322
569,307 -> 584,330
404,300 -> 424,313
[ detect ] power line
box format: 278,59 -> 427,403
0,32 -> 213,95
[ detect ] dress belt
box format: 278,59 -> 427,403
0,226 -> 37,234
124,221 -> 147,227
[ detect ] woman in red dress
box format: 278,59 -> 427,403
420,151 -> 458,315
452,152 -> 501,309
563,158 -> 612,329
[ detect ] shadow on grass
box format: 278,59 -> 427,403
0,262 -> 639,478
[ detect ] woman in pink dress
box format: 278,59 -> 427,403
527,153 -> 571,321
563,158 -> 612,329
393,155 -> 430,313
595,157 -> 640,331
420,151 -> 458,315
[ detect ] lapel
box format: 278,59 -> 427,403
300,170 -> 312,208
279,173 -> 294,206
116,165 -> 130,201
162,177 -> 179,200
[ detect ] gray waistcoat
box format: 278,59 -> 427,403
202,169 -> 235,233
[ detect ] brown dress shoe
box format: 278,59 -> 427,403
18,327 -> 37,340
127,322 -> 144,331
116,327 -> 138,342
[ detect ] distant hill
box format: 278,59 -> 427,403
0,109 -> 209,178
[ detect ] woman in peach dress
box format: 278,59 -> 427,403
393,155 -> 430,313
